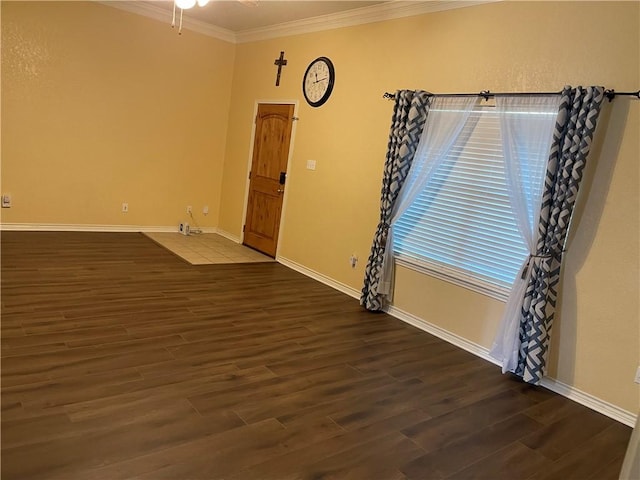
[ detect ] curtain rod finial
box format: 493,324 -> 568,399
604,89 -> 640,102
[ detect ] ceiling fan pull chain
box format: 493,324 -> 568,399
179,8 -> 184,35
171,1 -> 176,29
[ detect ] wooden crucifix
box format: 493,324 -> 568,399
274,51 -> 287,87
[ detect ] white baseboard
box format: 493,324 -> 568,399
386,304 -> 636,427
0,223 -> 180,232
538,377 -> 637,428
215,228 -> 241,244
385,305 -> 501,367
274,259 -> 637,428
276,256 -> 361,300
0,223 -> 222,234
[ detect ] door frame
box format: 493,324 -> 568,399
240,99 -> 299,259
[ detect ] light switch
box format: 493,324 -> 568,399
306,160 -> 316,170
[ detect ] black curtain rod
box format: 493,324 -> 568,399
382,89 -> 640,102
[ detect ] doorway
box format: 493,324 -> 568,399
243,103 -> 295,257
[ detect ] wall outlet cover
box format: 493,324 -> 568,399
179,223 -> 190,236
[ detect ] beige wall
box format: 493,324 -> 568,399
1,1 -> 235,228
219,2 -> 639,413
2,1 -> 638,415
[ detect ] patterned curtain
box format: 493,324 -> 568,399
360,90 -> 431,311
516,86 -> 605,384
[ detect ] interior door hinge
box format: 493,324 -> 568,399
249,171 -> 252,179
243,225 -> 246,232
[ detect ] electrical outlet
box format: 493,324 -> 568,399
187,205 -> 192,214
122,202 -> 128,213
203,205 -> 209,215
2,194 -> 12,208
635,366 -> 640,384
349,255 -> 358,268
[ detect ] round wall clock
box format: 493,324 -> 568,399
302,56 -> 335,107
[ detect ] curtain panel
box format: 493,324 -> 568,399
489,94 -> 561,375
377,96 -> 479,298
361,90 -> 431,311
502,86 -> 605,384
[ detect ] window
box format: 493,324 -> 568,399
393,104 -> 552,300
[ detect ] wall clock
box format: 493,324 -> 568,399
302,56 -> 335,107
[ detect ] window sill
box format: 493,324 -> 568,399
394,255 -> 510,303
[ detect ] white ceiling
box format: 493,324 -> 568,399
105,1 -> 490,43
143,0 -> 386,32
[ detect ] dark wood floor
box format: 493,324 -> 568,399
1,232 -> 631,479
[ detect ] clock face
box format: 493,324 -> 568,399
302,57 -> 335,107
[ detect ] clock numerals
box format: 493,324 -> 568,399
302,57 -> 335,108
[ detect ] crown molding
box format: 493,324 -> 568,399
236,1 -> 495,43
99,1 -> 236,43
99,1 -> 497,44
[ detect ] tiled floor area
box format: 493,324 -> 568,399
144,232 -> 275,265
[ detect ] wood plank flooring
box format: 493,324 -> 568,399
1,232 -> 631,479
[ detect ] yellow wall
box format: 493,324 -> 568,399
2,1 -> 638,415
219,2 -> 639,413
1,1 -> 235,227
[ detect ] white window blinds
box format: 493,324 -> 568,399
393,105 -> 549,299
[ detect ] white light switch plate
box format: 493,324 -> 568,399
635,366 -> 640,384
306,160 -> 316,170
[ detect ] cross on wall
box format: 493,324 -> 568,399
274,51 -> 287,87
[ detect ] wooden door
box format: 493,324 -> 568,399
243,103 -> 294,257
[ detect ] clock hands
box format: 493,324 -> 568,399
312,72 -> 327,84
